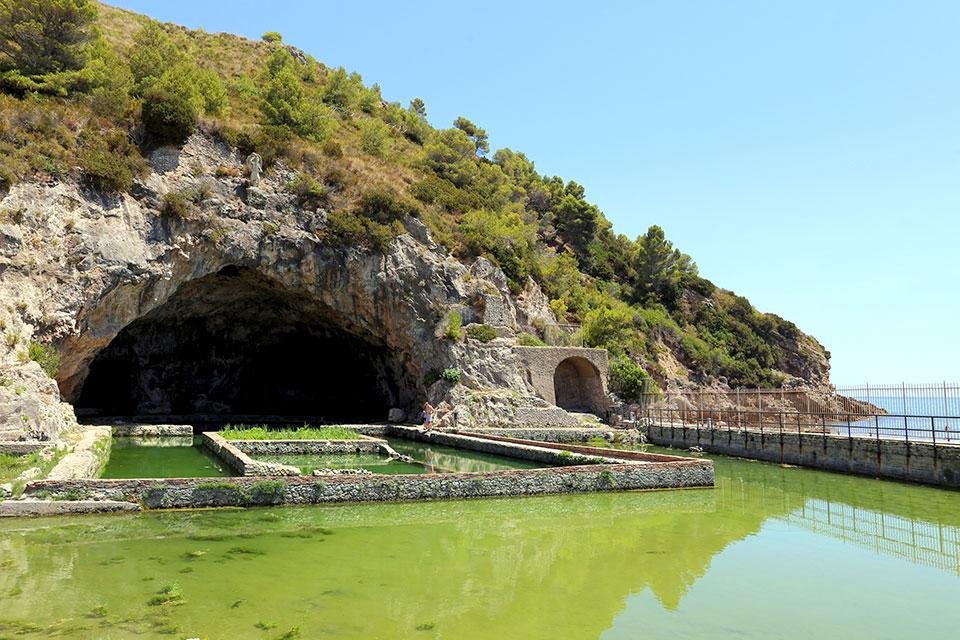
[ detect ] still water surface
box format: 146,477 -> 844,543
101,437 -> 231,479
2,448 -> 959,639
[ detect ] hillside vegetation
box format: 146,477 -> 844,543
0,0 -> 831,396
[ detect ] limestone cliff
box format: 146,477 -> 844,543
0,134 -> 566,441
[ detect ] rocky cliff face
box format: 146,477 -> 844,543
0,134 -> 561,441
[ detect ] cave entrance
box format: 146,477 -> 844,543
553,357 -> 605,414
74,266 -> 410,422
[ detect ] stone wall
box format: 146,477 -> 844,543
0,442 -> 46,455
111,424 -> 193,437
646,424 -> 960,488
45,426 -> 110,480
464,427 -> 640,444
23,460 -> 714,509
229,437 -> 387,456
386,426 -> 627,466
514,347 -> 610,416
200,433 -> 299,476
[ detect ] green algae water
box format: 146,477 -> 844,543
2,450 -> 959,639
254,452 -> 426,475
101,436 -> 232,478
386,437 -> 544,472
252,437 -> 545,474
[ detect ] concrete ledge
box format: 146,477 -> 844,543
0,500 -> 140,517
111,424 -> 193,437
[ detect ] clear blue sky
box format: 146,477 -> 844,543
111,1 -> 960,384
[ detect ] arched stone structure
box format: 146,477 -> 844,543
514,347 -> 610,417
553,357 -> 605,413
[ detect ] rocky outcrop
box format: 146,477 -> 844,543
0,133 -> 564,442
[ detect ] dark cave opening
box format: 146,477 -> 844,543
75,267 -> 408,422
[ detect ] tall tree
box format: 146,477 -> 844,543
551,181 -> 599,259
0,0 -> 97,85
409,97 -> 426,118
453,116 -> 489,156
127,22 -> 183,95
633,225 -> 696,304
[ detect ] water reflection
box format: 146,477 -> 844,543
1,450 -> 959,639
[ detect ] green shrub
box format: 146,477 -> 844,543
443,310 -> 462,340
321,140 -> 343,158
609,355 -> 655,403
517,332 -> 545,346
28,341 -> 60,377
322,210 -> 403,253
261,31 -> 283,43
321,67 -> 358,110
410,175 -> 483,213
356,188 -> 420,223
250,125 -> 292,166
461,208 -> 531,288
467,324 -> 497,343
260,49 -> 333,142
358,119 -> 390,157
288,174 -> 327,210
219,425 -> 360,440
440,368 -> 461,384
141,87 -> 197,146
78,143 -> 132,193
161,191 -> 190,218
247,480 -> 286,505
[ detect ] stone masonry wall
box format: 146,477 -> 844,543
111,424 -> 193,437
230,438 -> 387,456
24,461 -> 714,509
514,347 -> 610,415
646,424 -> 960,488
385,426 -> 623,466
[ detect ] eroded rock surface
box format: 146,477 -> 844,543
0,134 -> 561,441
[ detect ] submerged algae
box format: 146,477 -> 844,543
0,451 -> 959,639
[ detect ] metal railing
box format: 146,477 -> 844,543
638,382 -> 960,444
782,499 -> 960,575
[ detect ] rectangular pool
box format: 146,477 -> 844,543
101,436 -> 233,478
252,437 -> 549,476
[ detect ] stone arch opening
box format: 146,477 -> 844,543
553,356 -> 604,414
72,266 -> 414,422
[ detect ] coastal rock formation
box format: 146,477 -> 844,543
0,134 -> 562,441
